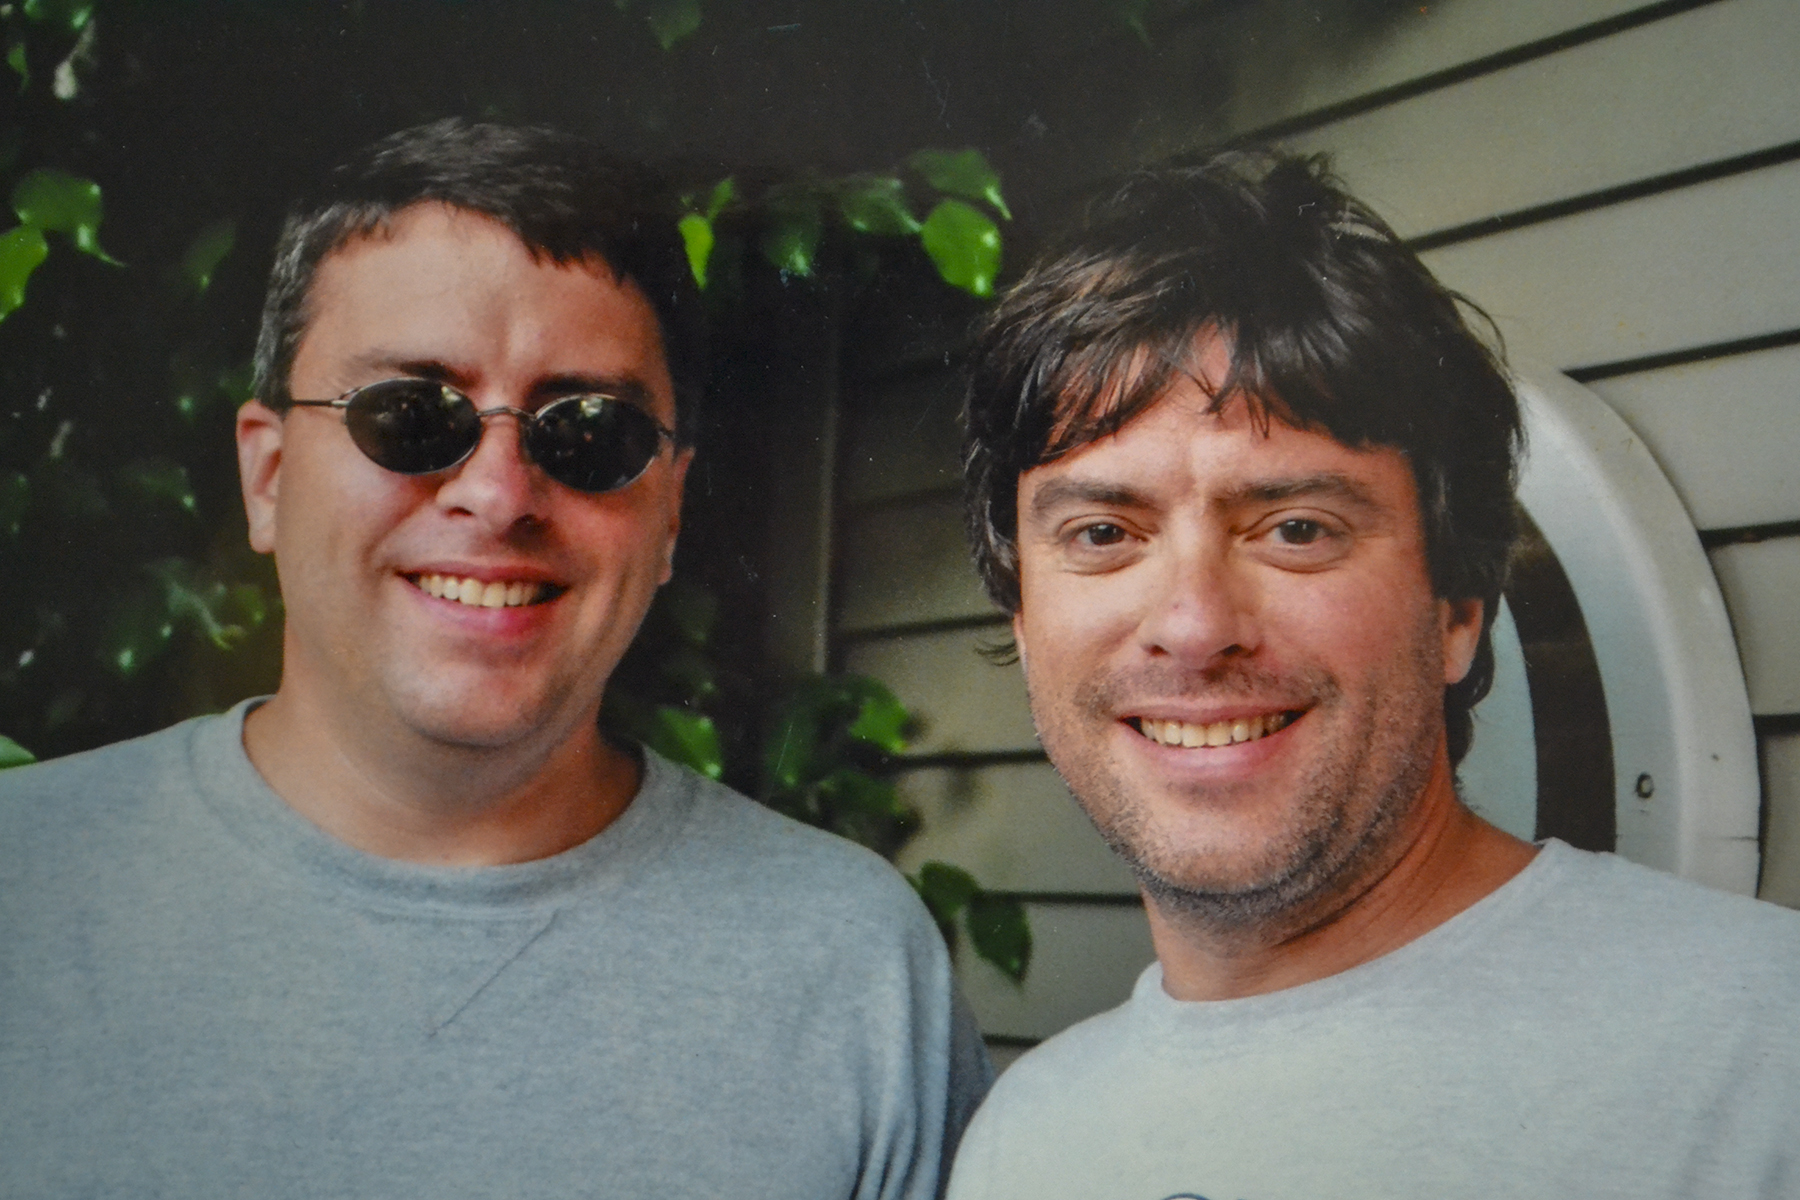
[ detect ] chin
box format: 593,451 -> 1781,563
388,684 -> 576,752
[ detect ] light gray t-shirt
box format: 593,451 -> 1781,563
948,840 -> 1800,1200
0,702 -> 991,1198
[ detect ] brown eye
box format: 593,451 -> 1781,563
1275,518 -> 1326,544
1079,523 -> 1128,546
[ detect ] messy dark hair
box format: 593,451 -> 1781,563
251,118 -> 705,443
963,150 -> 1520,765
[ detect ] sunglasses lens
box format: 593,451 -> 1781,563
343,381 -> 482,475
525,396 -> 666,493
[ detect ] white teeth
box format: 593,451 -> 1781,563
413,573 -> 546,608
1139,711 -> 1293,749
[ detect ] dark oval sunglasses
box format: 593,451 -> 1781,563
286,378 -> 678,494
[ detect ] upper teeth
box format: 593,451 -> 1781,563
415,574 -> 545,608
1139,712 -> 1293,748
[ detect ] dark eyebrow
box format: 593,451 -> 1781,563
1218,473 -> 1384,511
345,354 -> 655,409
1026,478 -> 1154,522
533,374 -> 654,408
1026,471 -> 1389,525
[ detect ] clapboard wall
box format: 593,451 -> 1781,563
830,0 -> 1800,1064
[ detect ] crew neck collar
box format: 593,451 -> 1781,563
1132,838 -> 1580,1022
187,698 -> 693,915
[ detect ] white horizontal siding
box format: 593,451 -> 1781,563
836,493 -> 994,631
954,903 -> 1156,1041
840,371 -> 964,505
1419,158 -> 1800,368
1708,538 -> 1800,715
1218,0 -> 1652,137
1587,344 -> 1800,532
1282,0 -> 1800,238
841,627 -> 1032,756
894,761 -> 1138,895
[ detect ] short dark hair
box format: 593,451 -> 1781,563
963,150 -> 1520,765
251,118 -> 705,443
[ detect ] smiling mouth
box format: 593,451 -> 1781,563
407,573 -> 565,609
1130,711 -> 1299,749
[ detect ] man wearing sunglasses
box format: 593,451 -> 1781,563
0,120 -> 989,1197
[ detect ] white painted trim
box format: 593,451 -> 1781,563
1514,365 -> 1760,892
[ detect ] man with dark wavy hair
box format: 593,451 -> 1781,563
0,119 -> 988,1198
947,151 -> 1800,1199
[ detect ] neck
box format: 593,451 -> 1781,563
242,685 -> 639,868
1147,750 -> 1538,1002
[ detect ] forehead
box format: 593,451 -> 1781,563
295,203 -> 674,410
1022,386 -> 1420,520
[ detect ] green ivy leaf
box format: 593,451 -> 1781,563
99,590 -> 176,679
647,706 -> 724,779
149,559 -> 248,650
919,200 -> 1001,298
837,176 -> 921,236
0,224 -> 49,319
677,179 -> 734,290
120,459 -> 197,515
706,178 -> 735,218
12,169 -> 118,263
762,694 -> 822,793
228,583 -> 268,630
642,0 -> 702,50
678,212 -> 713,290
759,197 -> 822,278
967,892 -> 1032,983
0,469 -> 27,536
914,860 -> 980,922
22,0 -> 93,33
0,735 -> 35,769
818,769 -> 908,820
845,680 -> 910,754
178,218 -> 235,294
909,148 -> 1012,220
6,40 -> 28,92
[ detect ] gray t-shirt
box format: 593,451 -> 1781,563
948,840 -> 1800,1200
0,702 -> 991,1198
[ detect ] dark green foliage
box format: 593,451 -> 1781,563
678,151 -> 1010,297
607,581 -> 1032,983
0,1 -> 279,760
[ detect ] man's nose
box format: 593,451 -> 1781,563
431,408 -> 554,533
1135,539 -> 1260,664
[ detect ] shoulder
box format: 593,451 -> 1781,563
967,983 -> 1144,1126
946,995 -> 1144,1198
1525,840 -> 1800,958
0,716 -> 209,830
0,713 -> 229,898
1468,841 -> 1800,1027
635,748 -> 941,941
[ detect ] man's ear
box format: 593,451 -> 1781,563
1441,597 -> 1484,686
236,400 -> 285,554
1012,610 -> 1028,672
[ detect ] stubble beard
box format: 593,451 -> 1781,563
1031,635 -> 1446,938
